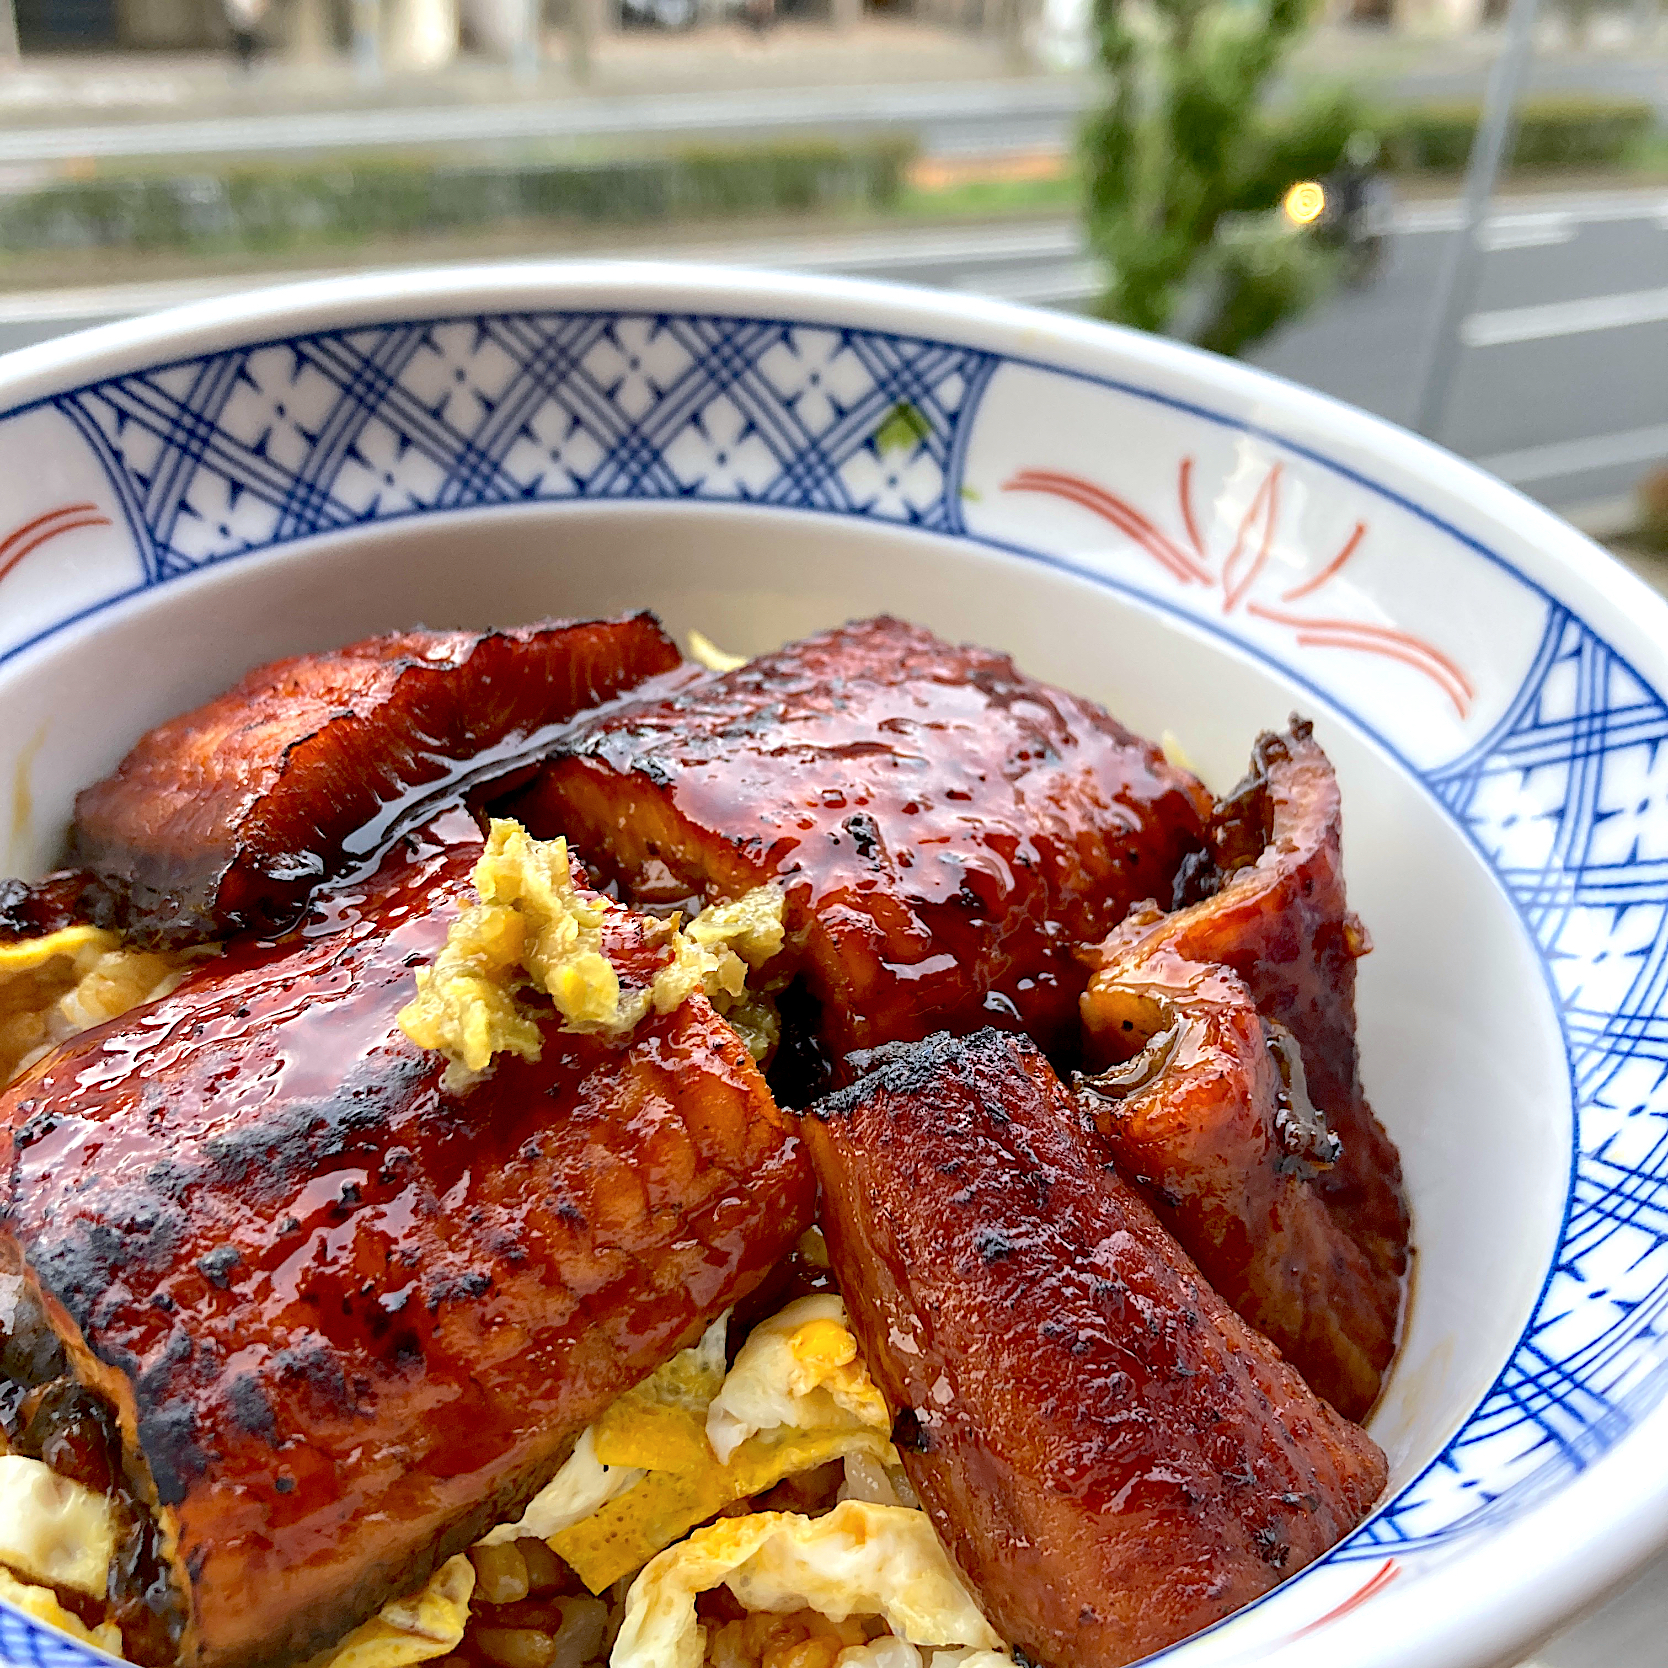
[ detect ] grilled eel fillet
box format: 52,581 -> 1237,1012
54,614 -> 682,944
509,616 -> 1212,1074
0,810 -> 814,1668
1077,942 -> 1396,1421
805,1029 -> 1387,1668
1080,721 -> 1410,1330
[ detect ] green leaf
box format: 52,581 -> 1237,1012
874,401 -> 934,456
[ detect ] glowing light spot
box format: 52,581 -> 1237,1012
1283,180 -> 1327,227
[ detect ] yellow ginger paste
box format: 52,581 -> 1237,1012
398,819 -> 785,1091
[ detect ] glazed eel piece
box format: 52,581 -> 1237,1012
1080,721 -> 1410,1322
53,613 -> 683,944
805,1029 -> 1387,1668
0,810 -> 814,1668
1076,936 -> 1395,1420
509,616 -> 1212,1078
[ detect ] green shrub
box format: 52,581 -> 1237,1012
0,136 -> 916,259
1383,95 -> 1657,173
1080,0 -> 1362,357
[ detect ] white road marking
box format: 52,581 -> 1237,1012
1477,422 -> 1668,485
1392,189 -> 1668,235
1462,285 -> 1668,346
1478,211 -> 1575,250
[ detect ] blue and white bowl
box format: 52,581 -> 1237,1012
0,265 -> 1664,1668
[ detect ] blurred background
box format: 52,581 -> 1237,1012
0,0 -> 1666,1655
0,0 -> 1664,569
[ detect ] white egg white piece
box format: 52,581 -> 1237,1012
610,1500 -> 1011,1668
706,1294 -> 890,1464
0,1453 -> 118,1598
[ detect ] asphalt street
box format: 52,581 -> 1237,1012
1250,187 -> 1668,511
0,187 -> 1660,515
0,51 -> 1662,165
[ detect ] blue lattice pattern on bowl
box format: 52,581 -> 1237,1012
48,317 -> 997,591
0,294 -> 1664,1666
0,1605 -> 110,1668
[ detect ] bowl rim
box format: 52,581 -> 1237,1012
1,260 -> 1666,1668
2,259 -> 1664,694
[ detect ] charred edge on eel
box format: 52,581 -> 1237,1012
0,811 -> 813,1668
805,1028 -> 1389,1668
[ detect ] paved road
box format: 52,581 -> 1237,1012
0,49 -> 1662,164
0,78 -> 1087,165
1250,187 -> 1668,511
1,187 -> 1661,514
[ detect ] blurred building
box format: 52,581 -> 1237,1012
11,0 -> 875,47
16,0 -> 228,47
10,0 -> 1510,54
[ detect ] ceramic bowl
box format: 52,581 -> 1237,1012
0,265 -> 1665,1668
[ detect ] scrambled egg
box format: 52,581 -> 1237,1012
398,819 -> 785,1092
0,925 -> 201,1087
610,1502 -> 1008,1668
550,1298 -> 894,1593
706,1296 -> 891,1464
482,1313 -> 731,1545
0,1567 -> 123,1657
306,1556 -> 475,1668
0,1455 -> 118,1597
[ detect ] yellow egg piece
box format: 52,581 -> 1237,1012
0,924 -> 117,976
706,1294 -> 891,1463
481,1312 -> 730,1546
304,1555 -> 475,1668
0,1567 -> 123,1657
0,926 -> 202,1087
551,1423 -> 897,1593
610,1502 -> 1009,1668
550,1295 -> 899,1592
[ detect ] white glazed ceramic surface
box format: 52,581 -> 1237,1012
0,266 -> 1665,1668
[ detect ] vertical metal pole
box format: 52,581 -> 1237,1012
0,0 -> 20,60
566,0 -> 595,85
1411,0 -> 1541,440
353,0 -> 383,83
513,0 -> 540,82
